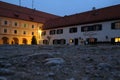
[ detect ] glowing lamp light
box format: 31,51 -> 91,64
115,38 -> 120,42
38,29 -> 42,35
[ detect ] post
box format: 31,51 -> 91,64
19,0 -> 21,6
32,0 -> 34,9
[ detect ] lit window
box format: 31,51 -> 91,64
111,22 -> 120,29
90,38 -> 95,42
115,38 -> 120,42
115,23 -> 120,29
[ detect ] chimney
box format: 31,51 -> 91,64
92,7 -> 96,10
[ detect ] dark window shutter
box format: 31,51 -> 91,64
111,23 -> 115,29
81,27 -> 84,32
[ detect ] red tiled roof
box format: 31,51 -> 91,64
0,1 -> 60,23
43,4 -> 120,30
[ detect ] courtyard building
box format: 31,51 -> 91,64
0,1 -> 59,45
42,4 -> 120,45
0,1 -> 120,45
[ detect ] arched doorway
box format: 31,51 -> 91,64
13,37 -> 19,44
2,37 -> 9,44
22,38 -> 27,44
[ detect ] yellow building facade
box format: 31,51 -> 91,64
0,16 -> 43,45
0,1 -> 59,45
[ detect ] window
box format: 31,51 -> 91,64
43,40 -> 48,45
14,30 -> 17,34
50,30 -> 56,35
115,38 -> 120,42
69,27 -> 77,33
32,32 -> 34,35
4,21 -> 8,25
14,14 -> 19,18
4,29 -> 7,33
53,39 -> 66,45
111,22 -> 120,29
29,17 -> 34,21
57,29 -> 63,34
14,22 -> 18,26
111,37 -> 120,43
23,31 -> 26,35
86,38 -> 97,44
81,24 -> 102,32
95,25 -> 102,30
24,24 -> 27,27
41,31 -> 46,36
32,25 -> 34,28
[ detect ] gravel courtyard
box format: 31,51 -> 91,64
0,45 -> 120,80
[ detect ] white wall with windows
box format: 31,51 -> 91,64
41,20 -> 120,45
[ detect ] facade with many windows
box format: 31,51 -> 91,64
41,4 -> 120,45
0,1 -> 120,45
41,21 -> 120,45
0,17 -> 42,44
0,1 -> 59,45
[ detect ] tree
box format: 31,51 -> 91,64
31,36 -> 37,45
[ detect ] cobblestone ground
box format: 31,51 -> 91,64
0,45 -> 120,80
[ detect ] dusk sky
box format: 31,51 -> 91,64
0,0 -> 120,16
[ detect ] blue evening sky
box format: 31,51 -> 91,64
0,0 -> 120,16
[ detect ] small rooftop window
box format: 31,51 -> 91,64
14,14 -> 19,18
29,17 -> 34,21
92,12 -> 99,16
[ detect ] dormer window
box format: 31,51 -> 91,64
14,14 -> 19,18
29,17 -> 34,21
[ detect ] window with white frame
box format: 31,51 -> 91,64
41,31 -> 46,36
50,30 -> 56,35
111,22 -> 120,29
69,27 -> 77,33
57,29 -> 63,34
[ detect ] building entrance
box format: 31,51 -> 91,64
74,38 -> 78,45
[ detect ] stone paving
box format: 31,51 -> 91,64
0,45 -> 120,80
